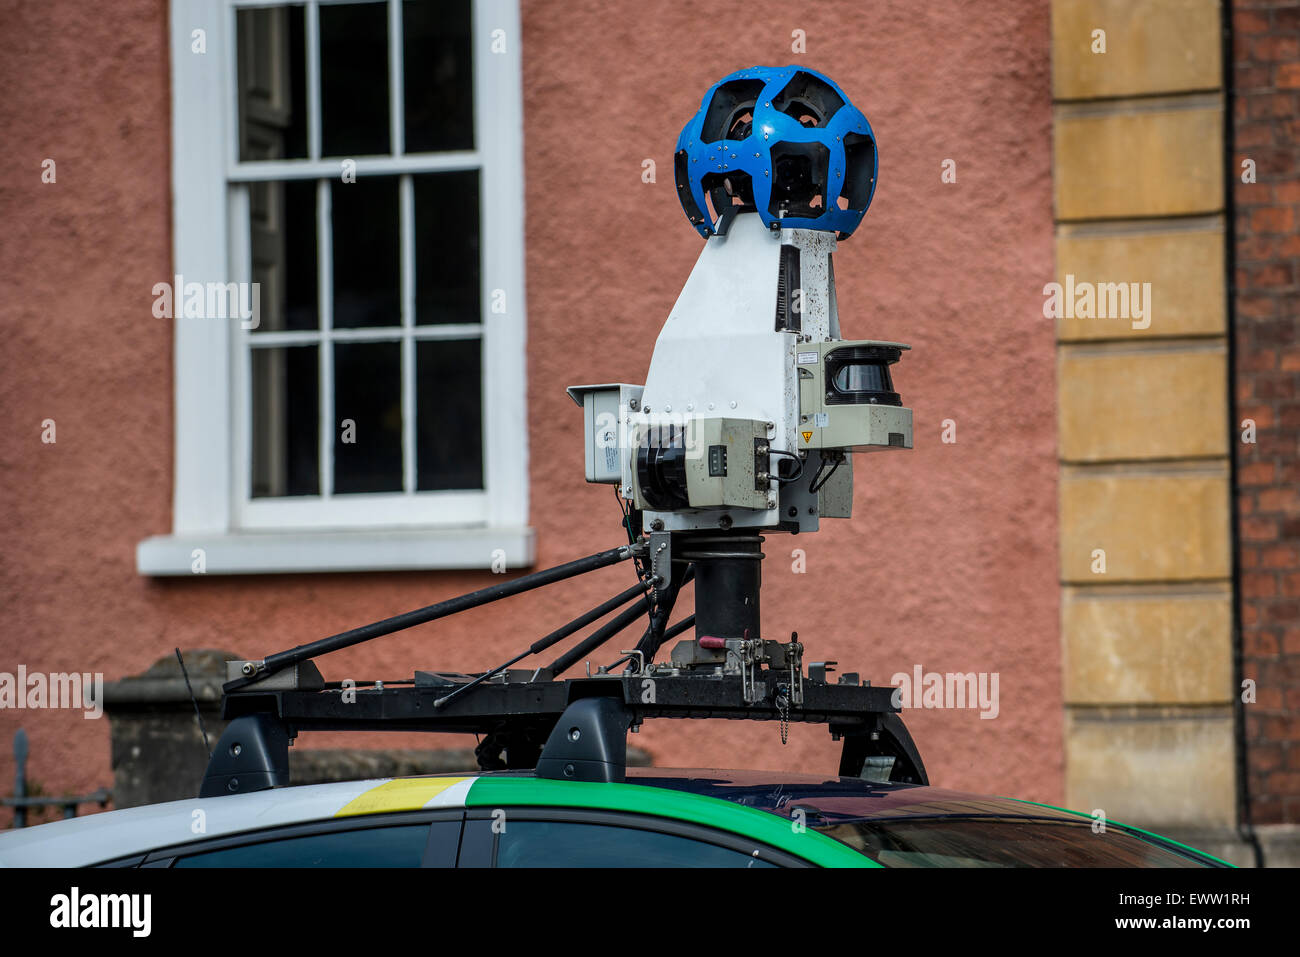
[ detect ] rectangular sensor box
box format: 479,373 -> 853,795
566,382 -> 643,485
796,340 -> 913,452
680,416 -> 770,511
630,416 -> 770,512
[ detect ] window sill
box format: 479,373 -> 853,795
136,527 -> 536,576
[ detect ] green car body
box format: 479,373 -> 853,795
0,767 -> 1232,868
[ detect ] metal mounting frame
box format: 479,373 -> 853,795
203,671 -> 927,796
197,542 -> 929,798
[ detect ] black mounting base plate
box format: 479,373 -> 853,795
211,672 -> 926,793
224,673 -> 898,734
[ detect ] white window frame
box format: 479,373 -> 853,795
139,0 -> 532,574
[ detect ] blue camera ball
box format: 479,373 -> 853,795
674,65 -> 878,239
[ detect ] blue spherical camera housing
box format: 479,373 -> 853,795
674,65 -> 878,239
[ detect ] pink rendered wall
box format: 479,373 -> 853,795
0,0 -> 1060,811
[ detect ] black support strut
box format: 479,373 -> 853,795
226,544 -> 635,692
434,580 -> 651,708
547,598 -> 652,676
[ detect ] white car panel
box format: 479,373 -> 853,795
0,777 -> 468,867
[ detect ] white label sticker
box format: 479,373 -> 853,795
797,351 -> 818,365
814,412 -> 828,427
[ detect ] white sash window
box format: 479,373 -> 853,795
140,0 -> 531,574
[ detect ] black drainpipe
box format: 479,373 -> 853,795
1221,2 -> 1265,870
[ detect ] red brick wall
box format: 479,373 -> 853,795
1233,0 -> 1300,826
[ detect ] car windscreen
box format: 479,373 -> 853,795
814,815 -> 1215,867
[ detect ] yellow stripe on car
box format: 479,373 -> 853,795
335,777 -> 470,817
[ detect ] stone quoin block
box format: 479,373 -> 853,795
1054,107 -> 1224,220
1060,468 -> 1232,582
1065,708 -> 1236,828
1063,588 -> 1234,704
1052,0 -> 1223,100
1055,226 -> 1227,340
1058,346 -> 1229,461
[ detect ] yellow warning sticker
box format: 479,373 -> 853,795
335,777 -> 468,817
801,431 -> 813,443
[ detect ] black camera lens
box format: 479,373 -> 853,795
636,427 -> 690,510
824,345 -> 902,406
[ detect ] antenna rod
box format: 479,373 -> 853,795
229,544 -> 636,690
175,648 -> 212,759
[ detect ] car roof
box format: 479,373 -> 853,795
0,775 -> 474,867
624,768 -> 1078,822
0,767 -> 1087,868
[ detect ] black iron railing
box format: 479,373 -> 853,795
2,729 -> 111,828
